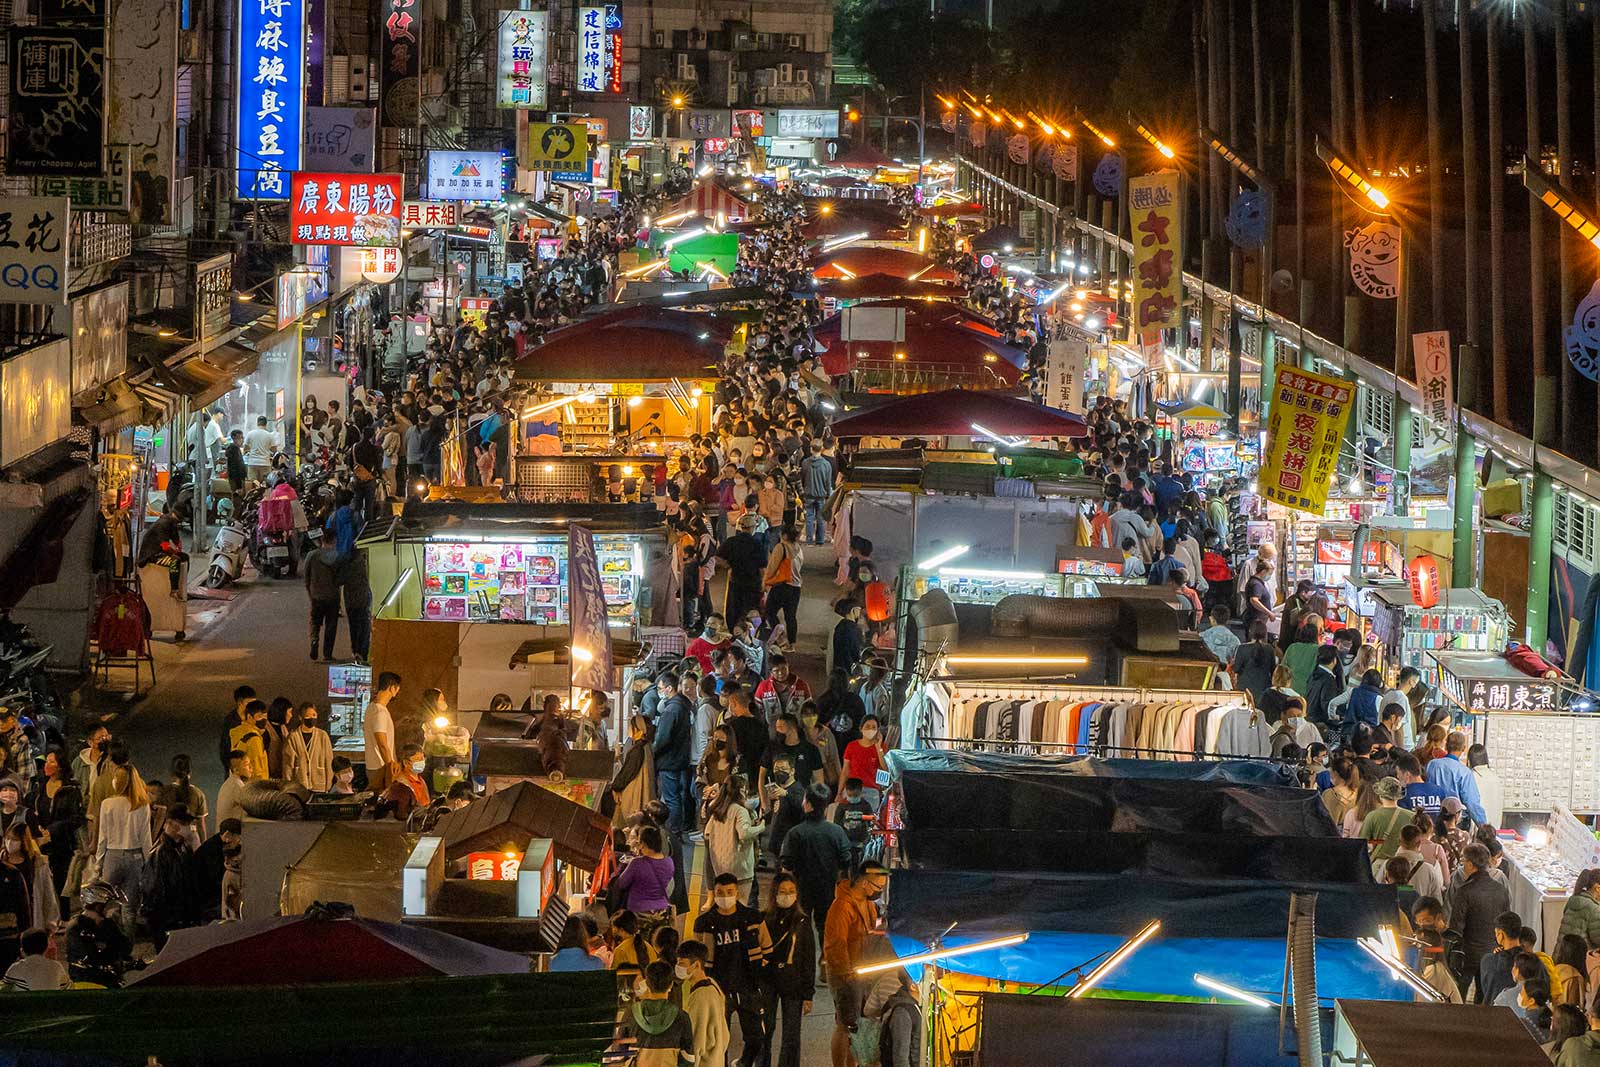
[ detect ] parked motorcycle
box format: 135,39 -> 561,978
205,520 -> 251,588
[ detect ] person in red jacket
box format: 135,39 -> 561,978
1504,641 -> 1561,680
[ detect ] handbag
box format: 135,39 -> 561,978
764,544 -> 793,588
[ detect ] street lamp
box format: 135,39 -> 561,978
1132,122 -> 1176,160
1314,137 -> 1389,213
1522,159 -> 1600,250
1080,118 -> 1117,148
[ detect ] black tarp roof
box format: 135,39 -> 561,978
889,749 -> 1299,786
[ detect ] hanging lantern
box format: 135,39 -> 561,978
864,580 -> 891,622
1409,554 -> 1441,609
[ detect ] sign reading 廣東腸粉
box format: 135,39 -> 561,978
1258,365 -> 1355,516
236,0 -> 303,199
1129,171 -> 1182,334
290,173 -> 402,246
496,9 -> 547,108
0,198 -> 70,306
424,151 -> 505,201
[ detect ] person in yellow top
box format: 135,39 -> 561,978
609,910 -> 658,976
227,699 -> 271,781
1518,925 -> 1565,1001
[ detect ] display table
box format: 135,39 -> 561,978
1498,805 -> 1600,950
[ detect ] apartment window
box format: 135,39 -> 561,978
1554,491 -> 1600,571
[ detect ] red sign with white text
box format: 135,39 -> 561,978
291,173 -> 403,246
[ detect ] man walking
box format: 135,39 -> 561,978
243,416 -> 276,483
825,862 -> 889,1067
716,514 -> 768,624
304,546 -> 341,662
650,672 -> 693,835
801,441 -> 833,545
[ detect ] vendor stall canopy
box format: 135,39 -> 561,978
812,246 -> 954,281
435,779 -> 611,871
514,306 -> 728,382
1335,999 -> 1555,1067
831,388 -> 1089,438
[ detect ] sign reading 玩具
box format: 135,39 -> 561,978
1257,365 -> 1354,516
1,340 -> 71,469
0,198 -> 69,306
379,0 -> 420,126
424,150 -> 505,201
496,9 -> 546,108
236,0 -> 304,198
577,5 -> 605,93
774,109 -> 839,139
289,173 -> 402,245
7,26 -> 106,177
1129,170 -> 1182,333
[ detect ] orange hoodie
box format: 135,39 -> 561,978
822,879 -> 877,979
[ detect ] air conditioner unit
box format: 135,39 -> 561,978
350,55 -> 369,98
754,67 -> 772,87
778,62 -> 792,83
676,54 -> 697,80
786,33 -> 802,48
652,29 -> 665,46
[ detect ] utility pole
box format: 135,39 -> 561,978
1555,0 -> 1576,451
1488,14 -> 1509,424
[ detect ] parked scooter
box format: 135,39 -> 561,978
205,520 -> 251,588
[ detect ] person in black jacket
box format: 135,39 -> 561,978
224,430 -> 247,495
651,673 -> 693,835
141,808 -> 201,950
1305,646 -> 1343,731
26,749 -> 82,916
694,872 -> 773,1067
1447,842 -> 1514,1000
762,872 -> 817,1067
717,514 -> 769,624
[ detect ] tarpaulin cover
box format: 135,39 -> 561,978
887,869 -> 1398,941
1336,999 -> 1554,1067
830,389 -> 1089,438
278,822 -> 416,921
130,914 -> 531,986
897,769 -> 1339,838
979,992 -> 1303,1067
812,246 -> 952,281
887,748 -> 1299,786
898,828 -> 1374,883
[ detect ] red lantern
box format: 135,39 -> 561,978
864,580 -> 891,622
1409,554 -> 1441,609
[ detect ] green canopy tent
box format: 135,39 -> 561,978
0,970 -> 618,1066
647,230 -> 740,275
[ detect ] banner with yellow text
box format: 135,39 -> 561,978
1129,170 -> 1182,334
1258,364 -> 1355,515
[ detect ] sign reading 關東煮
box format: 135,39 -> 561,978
290,173 -> 402,246
1412,330 -> 1453,448
1258,365 -> 1355,516
496,9 -> 546,109
236,0 -> 303,198
1129,170 -> 1182,333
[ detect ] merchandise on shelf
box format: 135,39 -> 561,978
421,537 -> 642,624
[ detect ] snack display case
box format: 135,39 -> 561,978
419,536 -> 643,624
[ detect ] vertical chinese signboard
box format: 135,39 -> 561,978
7,26 -> 106,176
1258,365 -> 1354,516
380,0 -> 420,127
236,0 -> 304,198
577,5 -> 605,93
195,255 -> 233,345
1413,329 -> 1454,448
1129,170 -> 1182,335
606,4 -> 622,93
108,0 -> 178,223
495,9 -> 546,108
568,522 -> 614,692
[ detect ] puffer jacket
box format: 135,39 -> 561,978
1559,891 -> 1600,948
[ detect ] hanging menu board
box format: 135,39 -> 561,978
1481,713 -> 1600,814
419,537 -> 641,624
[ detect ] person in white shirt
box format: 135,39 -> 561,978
2,928 -> 69,990
215,750 -> 251,825
95,767 -> 151,938
362,671 -> 402,793
1469,744 -> 1505,828
242,416 -> 278,482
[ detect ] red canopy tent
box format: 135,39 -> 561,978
813,246 -> 955,281
813,305 -> 1028,383
515,308 -> 727,381
831,389 -> 1089,438
661,179 -> 757,221
810,273 -> 966,300
830,143 -> 897,170
130,915 -> 532,987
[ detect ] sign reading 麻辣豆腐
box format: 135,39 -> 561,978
424,150 -> 505,201
0,198 -> 70,306
1129,170 -> 1182,334
8,26 -> 106,177
236,0 -> 303,199
496,9 -> 547,108
1258,364 -> 1355,516
1412,330 -> 1454,448
290,172 -> 402,246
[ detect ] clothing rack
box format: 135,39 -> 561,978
930,679 -> 1252,708
923,736 -> 1286,764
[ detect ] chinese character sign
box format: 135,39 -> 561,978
289,173 -> 402,245
359,245 -> 403,283
380,0 -> 420,127
401,200 -> 459,227
495,9 -> 546,109
568,522 -> 614,692
8,26 -> 106,177
424,151 -> 504,201
0,198 -> 69,306
1412,330 -> 1453,447
609,30 -> 622,92
522,123 -> 587,171
1128,170 -> 1182,334
1258,364 -> 1355,516
236,0 -> 303,199
1345,220 -> 1400,299
1043,336 -> 1087,415
577,6 -> 605,93
628,105 -> 653,140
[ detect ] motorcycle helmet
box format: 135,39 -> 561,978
79,881 -> 127,909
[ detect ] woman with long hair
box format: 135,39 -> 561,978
700,774 -> 765,904
26,748 -> 82,915
762,872 -> 816,1067
163,754 -> 208,838
604,714 -> 657,828
1553,933 -> 1592,1009
1320,755 -> 1361,835
1,823 -> 56,930
95,766 -> 150,938
696,723 -> 738,798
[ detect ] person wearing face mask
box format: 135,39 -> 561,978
798,702 -> 841,795
605,715 -> 658,828
677,940 -> 731,1067
692,872 -> 772,1067
228,699 -> 271,782
382,743 -> 431,820
838,716 -> 888,808
824,862 -> 889,1067
284,702 -> 335,792
760,753 -> 807,864
623,960 -> 696,1067
762,873 -> 816,1067
329,756 -> 357,795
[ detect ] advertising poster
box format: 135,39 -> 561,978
195,255 -> 232,345
277,266 -> 329,329
628,106 -> 653,140
1413,329 -> 1453,447
424,150 -> 505,201
496,9 -> 546,108
304,107 -> 377,173
567,523 -> 614,691
1,340 -> 71,468
379,0 -> 420,127
0,198 -> 70,306
34,145 -> 129,212
458,297 -> 493,329
236,0 -> 303,198
290,172 -> 402,245
108,0 -> 177,223
1043,335 -> 1087,416
69,282 -> 129,396
8,26 -> 105,176
1128,170 -> 1182,333
522,123 -> 587,172
1258,365 -> 1355,516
